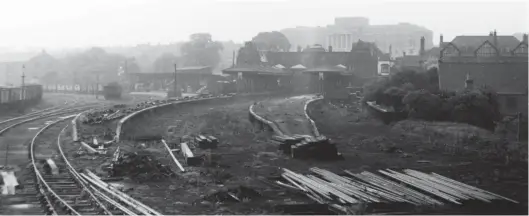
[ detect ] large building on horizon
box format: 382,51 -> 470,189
280,17 -> 434,56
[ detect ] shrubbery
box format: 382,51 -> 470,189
363,68 -> 501,130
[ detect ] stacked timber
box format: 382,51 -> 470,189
195,135 -> 218,149
272,135 -> 340,160
275,168 -> 519,214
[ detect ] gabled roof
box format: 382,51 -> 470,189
474,40 -> 499,56
304,64 -> 349,73
291,64 -> 306,69
222,64 -> 288,75
451,35 -> 520,52
273,64 -> 285,69
512,42 -> 528,56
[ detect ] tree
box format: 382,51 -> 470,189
180,33 -> 223,67
153,53 -> 178,73
236,42 -> 261,66
61,47 -> 128,84
40,71 -> 59,84
251,31 -> 291,51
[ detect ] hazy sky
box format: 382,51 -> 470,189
0,0 -> 527,50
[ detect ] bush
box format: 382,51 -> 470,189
402,90 -> 443,121
363,68 -> 501,130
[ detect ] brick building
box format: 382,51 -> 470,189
438,32 -> 528,115
223,41 -> 381,99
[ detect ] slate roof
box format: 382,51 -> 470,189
222,64 -> 289,76
451,35 -> 520,53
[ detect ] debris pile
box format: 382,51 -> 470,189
271,135 -> 341,160
82,108 -> 126,124
275,168 -> 519,214
109,151 -> 175,182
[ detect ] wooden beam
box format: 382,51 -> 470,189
161,139 -> 185,172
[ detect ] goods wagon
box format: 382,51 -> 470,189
103,82 -> 123,100
0,84 -> 43,110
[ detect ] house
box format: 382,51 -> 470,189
223,41 -> 381,99
438,31 -> 528,115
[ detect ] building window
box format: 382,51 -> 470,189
506,97 -> 518,110
513,43 -> 528,56
442,44 -> 460,57
476,41 -> 498,57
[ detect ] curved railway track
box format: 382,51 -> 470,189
0,102 -> 108,215
1,97 -> 163,215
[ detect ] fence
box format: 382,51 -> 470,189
43,83 -> 104,94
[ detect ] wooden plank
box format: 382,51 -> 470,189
429,172 -> 519,204
379,170 -> 461,205
180,142 -> 194,158
161,139 -> 185,172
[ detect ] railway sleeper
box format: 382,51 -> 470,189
49,184 -> 79,189
46,181 -> 77,185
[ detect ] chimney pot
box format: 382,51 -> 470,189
493,30 -> 498,47
440,34 -> 444,45
403,52 -> 406,56
328,46 -> 333,52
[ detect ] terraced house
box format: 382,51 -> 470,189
438,31 -> 528,116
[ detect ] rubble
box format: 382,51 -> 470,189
109,151 -> 176,182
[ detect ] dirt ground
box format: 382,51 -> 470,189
252,95 -> 317,136
307,99 -> 528,213
62,94 -> 527,215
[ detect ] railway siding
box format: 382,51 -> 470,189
251,95 -> 322,137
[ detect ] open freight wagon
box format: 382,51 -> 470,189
103,82 -> 123,100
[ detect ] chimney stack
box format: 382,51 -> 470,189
440,34 -> 444,45
403,52 -> 406,56
420,36 -> 425,56
328,46 -> 333,52
523,34 -> 528,44
297,46 -> 302,52
465,73 -> 474,91
493,30 -> 498,47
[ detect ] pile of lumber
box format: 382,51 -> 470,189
195,135 -> 219,149
271,135 -> 341,160
275,168 -> 518,214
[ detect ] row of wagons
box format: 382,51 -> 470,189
0,84 -> 43,108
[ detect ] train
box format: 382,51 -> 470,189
0,84 -> 43,110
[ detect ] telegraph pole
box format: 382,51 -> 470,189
173,63 -> 177,98
21,65 -> 26,100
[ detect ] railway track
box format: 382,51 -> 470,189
26,117 -> 119,215
0,103 -> 106,215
